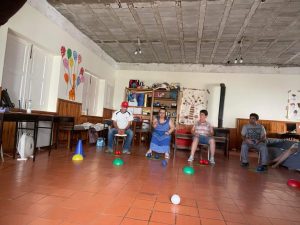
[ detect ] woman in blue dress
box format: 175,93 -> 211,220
146,108 -> 175,159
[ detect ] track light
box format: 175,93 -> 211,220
134,37 -> 142,55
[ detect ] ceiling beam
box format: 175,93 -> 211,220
152,2 -> 172,62
195,0 -> 206,64
210,0 -> 233,64
175,4 -> 185,63
127,2 -> 160,63
223,0 -> 261,64
284,52 -> 300,65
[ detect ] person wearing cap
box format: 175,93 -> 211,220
107,101 -> 134,154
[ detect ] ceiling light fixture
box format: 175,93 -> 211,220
232,38 -> 244,64
134,37 -> 142,55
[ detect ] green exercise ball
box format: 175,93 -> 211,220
183,166 -> 195,175
113,158 -> 124,166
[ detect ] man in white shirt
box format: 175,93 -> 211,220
107,101 -> 134,154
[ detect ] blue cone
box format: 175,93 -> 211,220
74,139 -> 85,157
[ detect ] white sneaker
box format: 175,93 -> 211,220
165,152 -> 170,159
210,157 -> 215,165
187,155 -> 194,162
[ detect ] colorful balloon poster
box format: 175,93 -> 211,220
60,46 -> 84,100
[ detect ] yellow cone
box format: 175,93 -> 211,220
72,154 -> 83,161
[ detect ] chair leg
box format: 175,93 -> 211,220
0,145 -> 4,162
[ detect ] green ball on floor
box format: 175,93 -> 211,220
113,158 -> 124,166
183,166 -> 195,175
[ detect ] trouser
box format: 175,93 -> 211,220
241,142 -> 268,165
108,128 -> 133,151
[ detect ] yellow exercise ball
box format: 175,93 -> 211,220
72,154 -> 83,161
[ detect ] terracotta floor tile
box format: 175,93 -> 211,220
120,217 -> 148,225
154,202 -> 176,213
221,212 -> 247,224
150,211 -> 175,224
103,204 -> 130,216
0,213 -> 35,225
176,214 -> 200,225
15,192 -> 46,203
90,215 -> 123,225
200,218 -> 226,225
198,208 -> 223,220
1,146 -> 300,225
244,215 -> 272,225
27,217 -> 62,225
132,199 -> 155,209
40,206 -> 75,220
126,207 -> 152,221
149,222 -> 169,225
176,205 -> 199,217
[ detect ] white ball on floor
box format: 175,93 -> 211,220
171,194 -> 181,205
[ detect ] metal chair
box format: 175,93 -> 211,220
114,133 -> 127,154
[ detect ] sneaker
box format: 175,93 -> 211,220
105,148 -> 113,153
240,162 -> 249,168
122,150 -> 131,155
209,157 -> 215,165
145,150 -> 152,157
165,152 -> 170,159
187,155 -> 194,162
256,165 -> 268,172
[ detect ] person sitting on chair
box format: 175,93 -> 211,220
188,109 -> 216,165
145,107 -> 175,159
270,142 -> 299,168
107,101 -> 133,154
240,113 -> 268,171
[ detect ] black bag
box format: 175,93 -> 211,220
88,127 -> 98,144
1,89 -> 15,108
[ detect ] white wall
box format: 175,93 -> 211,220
0,2 -> 116,115
114,65 -> 300,128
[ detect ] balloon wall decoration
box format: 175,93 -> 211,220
60,46 -> 84,100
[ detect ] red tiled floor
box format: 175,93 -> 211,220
176,214 -> 201,225
0,144 -> 300,225
126,207 -> 152,221
150,211 -> 175,224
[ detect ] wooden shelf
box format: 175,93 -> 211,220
126,88 -> 153,92
128,106 -> 152,108
154,97 -> 177,101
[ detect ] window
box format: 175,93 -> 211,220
2,33 -> 53,111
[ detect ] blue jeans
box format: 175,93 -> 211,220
241,141 -> 268,165
108,128 -> 133,151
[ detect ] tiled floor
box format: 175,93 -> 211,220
0,144 -> 300,225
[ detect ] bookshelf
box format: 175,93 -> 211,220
124,88 -> 179,125
124,88 -> 154,122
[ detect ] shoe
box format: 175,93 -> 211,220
165,153 -> 170,159
187,155 -> 194,162
240,162 -> 249,168
209,157 -> 215,165
122,150 -> 131,155
256,165 -> 268,172
145,150 -> 152,157
105,148 -> 113,153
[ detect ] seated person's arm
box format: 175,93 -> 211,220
124,121 -> 131,130
152,117 -> 158,128
257,126 -> 267,144
113,120 -> 119,129
209,126 -> 214,137
166,119 -> 175,135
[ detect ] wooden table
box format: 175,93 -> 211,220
0,112 -> 74,161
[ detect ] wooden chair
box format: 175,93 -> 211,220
132,120 -> 150,145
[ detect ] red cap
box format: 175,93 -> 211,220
121,101 -> 128,108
